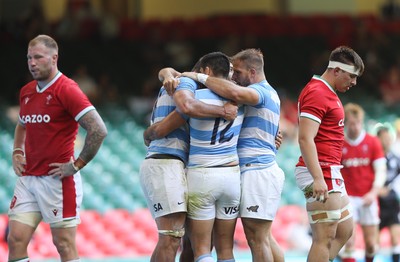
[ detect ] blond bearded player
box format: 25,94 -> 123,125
8,35 -> 107,262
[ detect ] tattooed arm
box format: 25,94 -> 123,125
77,109 -> 108,164
49,109 -> 107,178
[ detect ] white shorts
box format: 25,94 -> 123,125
295,166 -> 347,202
140,158 -> 187,218
187,165 -> 241,220
348,195 -> 380,225
240,163 -> 285,220
8,174 -> 83,224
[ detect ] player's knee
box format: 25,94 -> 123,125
158,227 -> 185,238
308,209 -> 341,224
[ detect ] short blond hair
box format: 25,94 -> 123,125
29,34 -> 58,54
344,103 -> 365,121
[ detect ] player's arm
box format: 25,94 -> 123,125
12,123 -> 26,176
76,110 -> 108,166
364,158 -> 387,204
143,110 -> 186,146
49,110 -> 107,178
298,117 -> 328,202
181,72 -> 260,106
173,89 -> 237,121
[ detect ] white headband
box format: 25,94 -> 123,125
328,61 -> 360,76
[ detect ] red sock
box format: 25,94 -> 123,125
365,255 -> 374,262
342,258 -> 356,262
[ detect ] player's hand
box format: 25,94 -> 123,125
48,156 -> 77,179
313,177 -> 329,203
223,102 -> 238,121
12,154 -> 26,177
362,191 -> 376,206
143,129 -> 151,147
163,77 -> 180,96
275,130 -> 283,150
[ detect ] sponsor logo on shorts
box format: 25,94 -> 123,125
224,206 -> 239,215
177,202 -> 184,205
10,196 -> 17,209
52,209 -> 58,216
246,205 -> 259,212
154,203 -> 163,212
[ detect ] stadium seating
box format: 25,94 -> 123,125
0,99 -> 398,259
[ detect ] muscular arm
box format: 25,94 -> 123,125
13,123 -> 26,151
12,123 -> 27,176
181,72 -> 260,105
48,109 -> 107,178
77,109 -> 108,164
173,90 -> 237,120
144,110 -> 186,145
298,117 -> 328,202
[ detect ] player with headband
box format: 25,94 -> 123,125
295,46 -> 364,262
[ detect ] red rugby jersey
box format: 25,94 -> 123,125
341,131 -> 385,196
19,72 -> 94,176
297,76 -> 345,175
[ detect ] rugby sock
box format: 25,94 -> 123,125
393,245 -> 400,262
365,255 -> 374,262
217,259 -> 235,262
342,258 -> 356,262
196,254 -> 214,262
9,258 -> 29,262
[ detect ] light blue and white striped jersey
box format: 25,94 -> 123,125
175,77 -> 244,168
238,80 -> 280,167
146,86 -> 189,164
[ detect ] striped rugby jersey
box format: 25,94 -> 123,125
238,80 -> 280,167
146,86 -> 189,164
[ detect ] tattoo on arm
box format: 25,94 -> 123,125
78,110 -> 107,163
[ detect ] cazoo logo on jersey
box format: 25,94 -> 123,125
21,114 -> 51,123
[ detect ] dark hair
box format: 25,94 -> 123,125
377,126 -> 390,137
329,46 -> 364,76
197,52 -> 230,78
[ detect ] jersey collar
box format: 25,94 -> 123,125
36,71 -> 62,93
312,75 -> 337,95
346,129 -> 366,146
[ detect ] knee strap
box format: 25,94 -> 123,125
158,228 -> 185,238
339,203 -> 352,223
308,209 -> 341,224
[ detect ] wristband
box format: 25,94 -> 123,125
13,148 -> 25,157
73,157 -> 87,171
197,73 -> 209,85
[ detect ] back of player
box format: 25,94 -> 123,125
186,88 -> 244,262
139,86 -> 189,262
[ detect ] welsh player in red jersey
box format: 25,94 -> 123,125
8,35 -> 107,262
295,46 -> 364,262
341,103 -> 387,262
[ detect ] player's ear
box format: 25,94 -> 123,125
203,66 -> 212,76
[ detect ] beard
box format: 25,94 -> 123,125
31,68 -> 51,81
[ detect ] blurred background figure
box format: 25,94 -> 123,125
341,103 -> 387,262
377,124 -> 400,262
